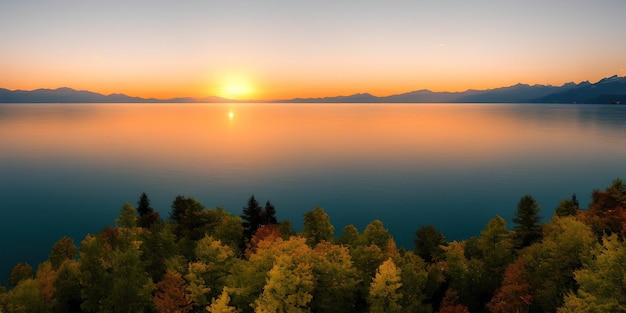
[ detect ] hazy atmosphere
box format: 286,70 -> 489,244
2,1 -> 625,100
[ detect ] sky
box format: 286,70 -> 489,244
1,1 -> 625,100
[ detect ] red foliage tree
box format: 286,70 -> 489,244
437,288 -> 469,313
486,258 -> 532,313
580,179 -> 626,237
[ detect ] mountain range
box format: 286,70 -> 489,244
1,75 -> 625,104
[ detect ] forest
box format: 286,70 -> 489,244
1,178 -> 625,313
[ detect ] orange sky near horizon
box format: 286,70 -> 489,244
1,1 -> 625,100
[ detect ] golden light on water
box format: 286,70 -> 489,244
228,111 -> 234,119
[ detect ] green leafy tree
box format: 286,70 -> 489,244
477,216 -> 515,302
396,251 -> 436,313
49,236 -> 78,270
253,253 -> 314,313
310,241 -> 359,312
414,225 -> 447,263
5,279 -> 48,313
554,194 -> 579,218
338,224 -> 361,247
115,202 -> 138,228
207,289 -> 241,313
351,243 -> 386,311
513,195 -> 542,249
107,228 -> 155,312
141,222 -> 179,281
441,241 -> 485,311
558,234 -> 626,312
369,258 -> 403,313
277,220 -> 295,240
137,192 -> 161,229
80,234 -> 114,313
192,236 -> 236,303
52,260 -> 82,313
212,209 -> 245,254
302,206 -> 335,246
362,220 -> 392,250
81,210 -> 155,312
186,262 -> 212,308
522,216 -> 597,313
227,237 -> 311,313
8,262 -> 34,288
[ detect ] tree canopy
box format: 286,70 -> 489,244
2,179 -> 626,313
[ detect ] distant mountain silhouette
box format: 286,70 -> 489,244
531,75 -> 626,104
1,75 -> 624,103
280,75 -> 626,104
0,87 -> 231,103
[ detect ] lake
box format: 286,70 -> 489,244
1,102 -> 625,282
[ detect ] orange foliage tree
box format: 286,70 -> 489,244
487,258 -> 532,313
153,269 -> 192,313
244,224 -> 281,257
580,178 -> 626,237
437,288 -> 469,313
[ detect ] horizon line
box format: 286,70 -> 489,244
2,74 -> 623,102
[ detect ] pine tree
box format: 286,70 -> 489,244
414,225 -> 447,263
513,195 -> 542,249
241,195 -> 263,240
262,201 -> 278,225
137,192 -> 160,228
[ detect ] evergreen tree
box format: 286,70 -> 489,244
137,192 -> 160,228
241,195 -> 263,240
414,225 -> 447,263
262,201 -> 278,225
512,195 -> 542,249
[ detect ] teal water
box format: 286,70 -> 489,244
1,103 -> 625,282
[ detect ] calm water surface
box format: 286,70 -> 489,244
1,103 -> 625,281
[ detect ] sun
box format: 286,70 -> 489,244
217,75 -> 255,100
